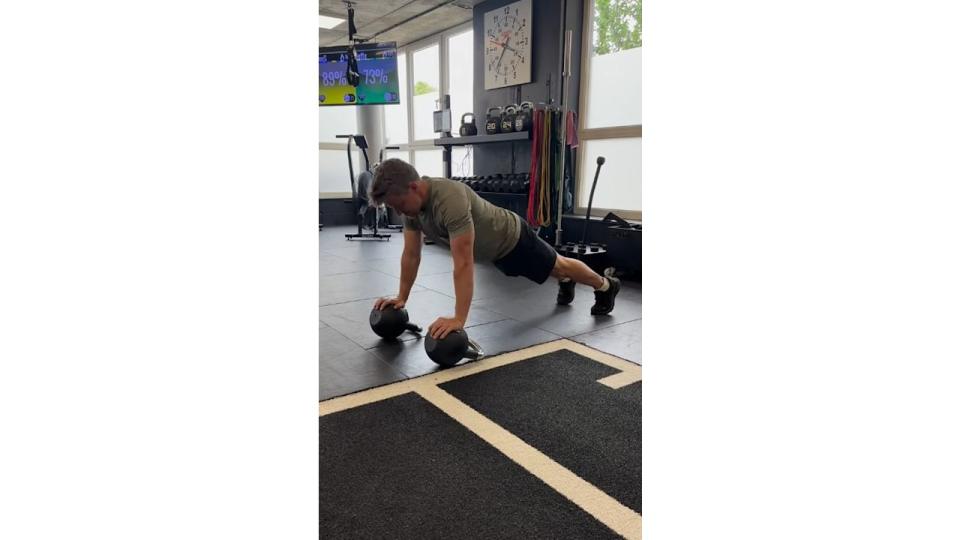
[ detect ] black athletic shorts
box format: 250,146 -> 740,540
493,220 -> 558,284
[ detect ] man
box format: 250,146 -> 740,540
369,158 -> 620,341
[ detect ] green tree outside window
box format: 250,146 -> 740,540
594,0 -> 642,55
413,81 -> 437,96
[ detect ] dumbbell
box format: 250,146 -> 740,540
425,329 -> 485,368
490,174 -> 504,192
478,176 -> 493,192
506,173 -> 522,193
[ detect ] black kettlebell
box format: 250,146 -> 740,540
514,101 -> 533,132
369,306 -> 422,340
425,329 -> 485,368
459,113 -> 478,136
485,107 -> 502,134
500,104 -> 518,133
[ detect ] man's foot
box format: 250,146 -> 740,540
557,279 -> 576,305
590,277 -> 621,316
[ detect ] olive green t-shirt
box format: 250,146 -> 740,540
402,177 -> 521,261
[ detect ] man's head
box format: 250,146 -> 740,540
369,158 -> 425,217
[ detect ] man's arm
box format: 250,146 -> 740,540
375,227 -> 422,311
449,229 -> 475,325
397,227 -> 423,302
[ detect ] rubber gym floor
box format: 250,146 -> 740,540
319,225 -> 642,400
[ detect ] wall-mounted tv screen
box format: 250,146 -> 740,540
319,42 -> 401,106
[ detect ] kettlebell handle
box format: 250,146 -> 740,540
461,112 -> 474,124
406,322 -> 423,335
486,106 -> 502,115
464,337 -> 485,360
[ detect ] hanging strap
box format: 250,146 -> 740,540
526,109 -> 543,225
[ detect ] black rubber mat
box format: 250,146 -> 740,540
439,349 -> 642,513
319,392 -> 622,539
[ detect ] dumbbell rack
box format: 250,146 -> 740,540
433,131 -> 532,180
450,174 -> 531,196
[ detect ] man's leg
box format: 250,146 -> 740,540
550,255 -> 621,315
551,255 -> 604,289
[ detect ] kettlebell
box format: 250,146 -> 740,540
369,306 -> 422,340
500,104 -> 518,133
459,113 -> 478,136
485,107 -> 502,134
514,101 -> 534,132
425,329 -> 485,368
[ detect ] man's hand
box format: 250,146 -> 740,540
373,297 -> 406,311
428,317 -> 464,340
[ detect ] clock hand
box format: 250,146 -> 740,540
496,34 -> 511,69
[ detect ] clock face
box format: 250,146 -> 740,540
483,0 -> 532,89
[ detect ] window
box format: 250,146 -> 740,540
318,148 -> 359,196
384,52 -> 408,145
411,44 -> 440,141
578,0 -> 642,219
318,104 -> 358,198
578,138 -> 641,211
383,149 -> 410,164
413,149 -> 444,178
446,30 -> 474,138
319,106 -> 357,144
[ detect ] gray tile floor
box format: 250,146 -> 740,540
319,226 -> 641,400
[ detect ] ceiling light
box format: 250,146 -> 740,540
318,15 -> 345,29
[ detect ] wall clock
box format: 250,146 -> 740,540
483,0 -> 532,90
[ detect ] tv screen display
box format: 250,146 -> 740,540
319,42 -> 401,106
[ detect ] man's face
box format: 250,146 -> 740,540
384,184 -> 420,217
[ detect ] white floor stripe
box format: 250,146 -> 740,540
597,371 -> 643,389
416,383 -> 642,540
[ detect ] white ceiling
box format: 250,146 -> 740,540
319,0 -> 482,47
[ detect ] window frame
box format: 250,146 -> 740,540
393,21 -> 473,170
405,35 -> 443,152
576,0 -> 642,221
